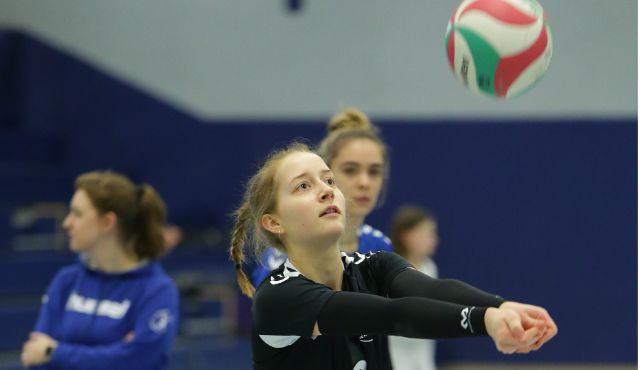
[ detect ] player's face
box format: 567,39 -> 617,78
403,220 -> 439,258
274,152 -> 346,245
62,190 -> 108,253
331,139 -> 384,218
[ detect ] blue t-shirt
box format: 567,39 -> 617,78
32,259 -> 179,370
251,224 -> 393,287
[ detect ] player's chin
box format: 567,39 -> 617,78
349,204 -> 374,218
68,240 -> 84,253
320,221 -> 345,238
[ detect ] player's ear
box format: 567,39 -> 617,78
261,213 -> 283,236
100,211 -> 118,234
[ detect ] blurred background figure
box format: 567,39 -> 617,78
388,205 -> 439,370
20,171 -> 179,370
163,224 -> 184,253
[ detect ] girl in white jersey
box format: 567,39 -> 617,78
388,205 -> 441,370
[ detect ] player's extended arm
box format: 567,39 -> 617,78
315,291 -> 540,354
388,267 -> 505,307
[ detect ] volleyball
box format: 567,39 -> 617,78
445,0 -> 553,99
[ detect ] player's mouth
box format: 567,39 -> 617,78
319,205 -> 341,217
353,197 -> 371,206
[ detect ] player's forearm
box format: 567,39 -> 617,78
317,291 -> 488,338
388,268 -> 505,308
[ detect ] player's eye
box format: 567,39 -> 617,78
296,182 -> 310,191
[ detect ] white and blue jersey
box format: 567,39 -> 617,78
251,224 -> 392,287
31,259 -> 179,370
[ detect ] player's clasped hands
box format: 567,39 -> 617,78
485,301 -> 558,354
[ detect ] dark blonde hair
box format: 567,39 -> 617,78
390,205 -> 436,259
75,171 -> 167,260
229,142 -> 312,298
317,108 -> 390,206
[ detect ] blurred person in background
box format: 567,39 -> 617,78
229,143 -> 557,370
251,108 -> 393,287
163,223 -> 183,252
21,171 -> 179,370
388,205 -> 440,370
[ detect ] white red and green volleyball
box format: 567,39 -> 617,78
445,0 -> 553,99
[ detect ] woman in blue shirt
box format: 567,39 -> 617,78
21,171 -> 179,370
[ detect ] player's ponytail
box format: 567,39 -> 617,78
133,184 -> 167,260
327,108 -> 374,134
230,201 -> 256,298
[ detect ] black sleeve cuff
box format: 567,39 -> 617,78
468,306 -> 489,335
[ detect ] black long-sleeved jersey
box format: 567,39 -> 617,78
251,251 -> 505,370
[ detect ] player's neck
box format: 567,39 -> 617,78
88,237 -> 141,273
406,254 -> 423,270
288,244 -> 344,291
340,214 -> 364,253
